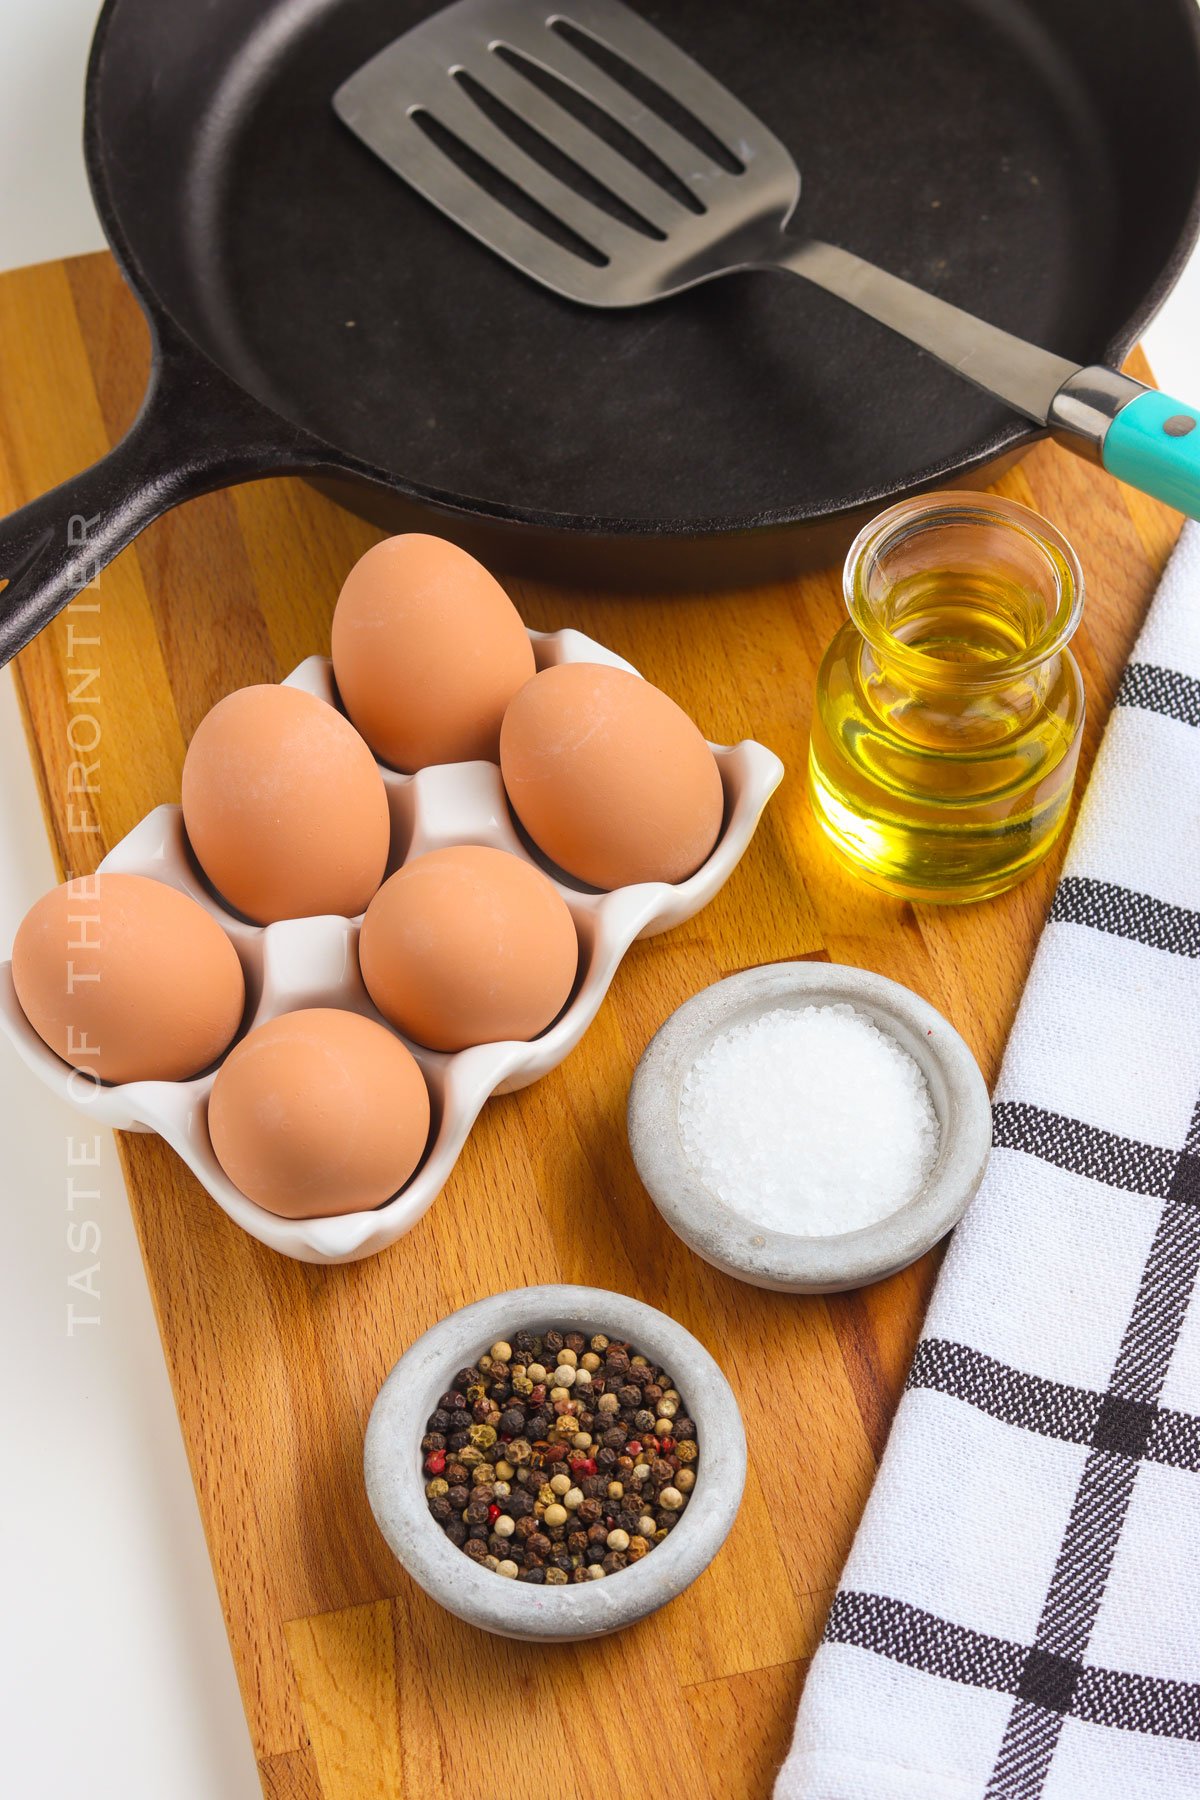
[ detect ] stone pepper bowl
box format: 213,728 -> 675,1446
364,1284 -> 746,1640
627,962 -> 992,1293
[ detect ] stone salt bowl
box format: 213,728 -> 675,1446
627,962 -> 992,1293
364,1284 -> 746,1640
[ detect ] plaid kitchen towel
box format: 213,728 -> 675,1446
778,520 -> 1200,1800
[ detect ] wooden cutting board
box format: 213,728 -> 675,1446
3,251 -> 1183,1799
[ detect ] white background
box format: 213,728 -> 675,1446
1,3 -> 1198,1797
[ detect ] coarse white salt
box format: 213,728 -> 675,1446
677,1003 -> 940,1236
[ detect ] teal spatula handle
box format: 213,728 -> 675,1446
1101,389 -> 1200,516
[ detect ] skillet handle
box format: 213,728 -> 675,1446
0,325 -> 330,666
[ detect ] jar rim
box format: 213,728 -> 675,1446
843,491 -> 1085,686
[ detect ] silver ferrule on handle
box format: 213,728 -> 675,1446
1046,366 -> 1148,463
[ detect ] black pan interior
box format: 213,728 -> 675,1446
91,0 -> 1200,528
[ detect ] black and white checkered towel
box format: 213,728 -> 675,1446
779,521 -> 1200,1799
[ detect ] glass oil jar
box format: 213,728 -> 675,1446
807,492 -> 1085,904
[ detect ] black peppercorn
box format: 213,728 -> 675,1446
426,1320 -> 698,1586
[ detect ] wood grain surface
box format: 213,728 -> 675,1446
2,251 -> 1184,1799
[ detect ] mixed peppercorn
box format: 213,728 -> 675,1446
421,1327 -> 698,1583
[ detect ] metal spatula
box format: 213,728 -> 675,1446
335,0 -> 1200,517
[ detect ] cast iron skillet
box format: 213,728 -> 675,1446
2,0 -> 1200,662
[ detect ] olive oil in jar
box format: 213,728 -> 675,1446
807,495 -> 1085,904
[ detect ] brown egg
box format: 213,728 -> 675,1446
330,533 -> 536,770
181,684 -> 390,923
207,1008 -> 430,1218
359,845 -> 578,1052
499,663 -> 725,889
12,873 -> 245,1085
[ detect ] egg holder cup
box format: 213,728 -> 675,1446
0,627 -> 783,1264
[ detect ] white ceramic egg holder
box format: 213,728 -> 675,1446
0,628 -> 783,1264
